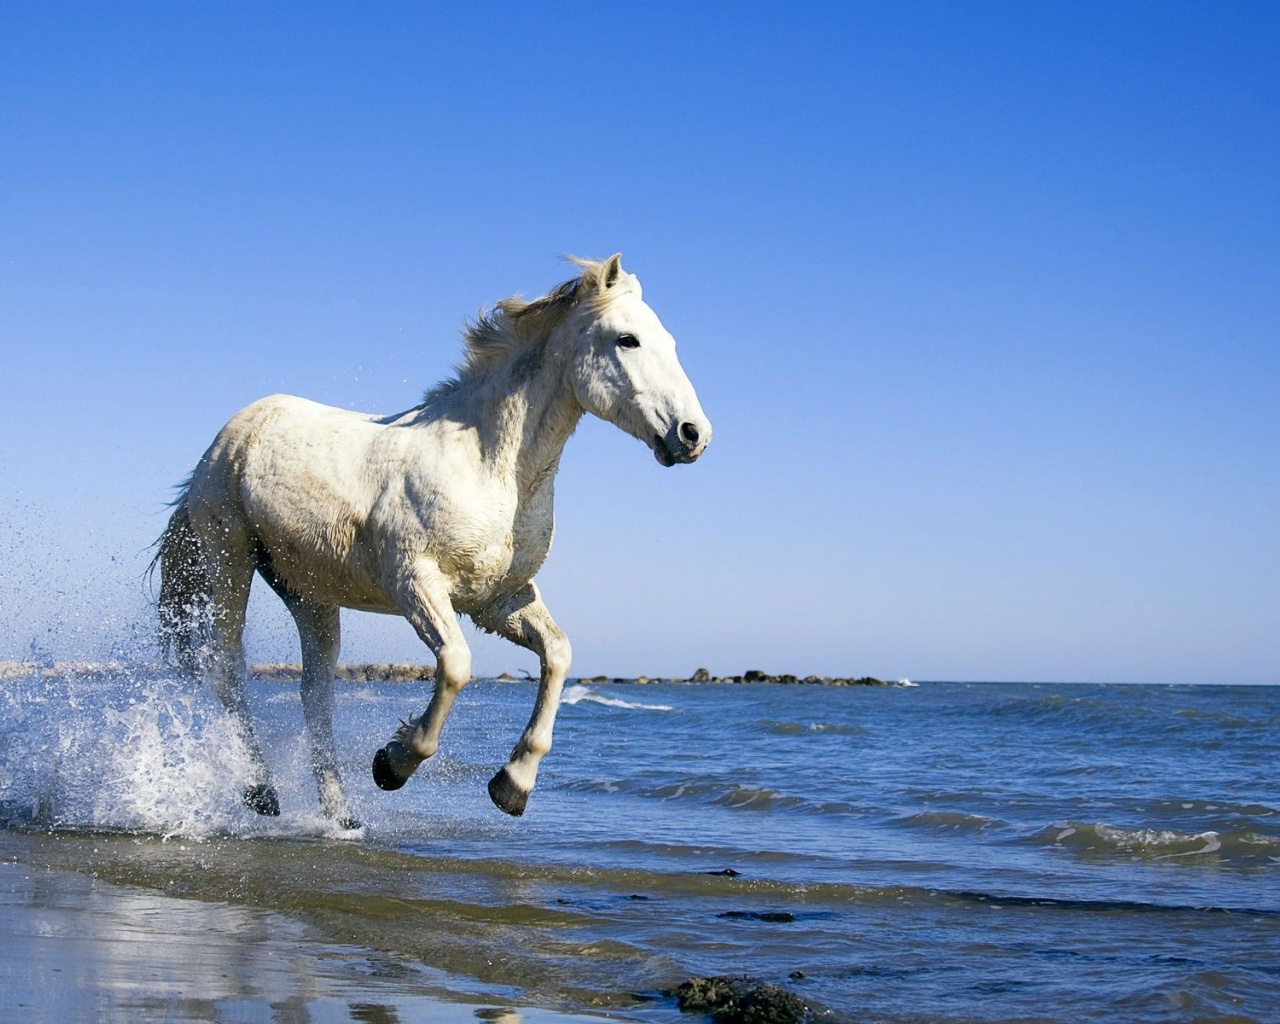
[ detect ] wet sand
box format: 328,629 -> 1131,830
0,855 -> 618,1024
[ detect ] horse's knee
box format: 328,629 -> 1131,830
543,633 -> 572,681
437,640 -> 472,692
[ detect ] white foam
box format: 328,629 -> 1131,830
561,684 -> 673,711
1072,822 -> 1227,859
1155,832 -> 1222,859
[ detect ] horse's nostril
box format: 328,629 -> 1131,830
679,422 -> 701,447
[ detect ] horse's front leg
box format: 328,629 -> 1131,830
372,560 -> 472,791
473,583 -> 571,816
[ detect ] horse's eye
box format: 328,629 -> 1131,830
616,334 -> 640,349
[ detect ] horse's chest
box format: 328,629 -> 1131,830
451,502 -> 553,608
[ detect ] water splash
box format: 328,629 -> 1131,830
0,667 -> 269,838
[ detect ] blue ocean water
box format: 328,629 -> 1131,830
1,673 -> 1277,1022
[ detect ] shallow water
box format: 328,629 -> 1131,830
1,672 -> 1277,1022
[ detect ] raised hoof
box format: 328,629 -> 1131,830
372,747 -> 409,791
243,784 -> 280,816
487,768 -> 529,817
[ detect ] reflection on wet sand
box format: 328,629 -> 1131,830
0,860 -> 589,1024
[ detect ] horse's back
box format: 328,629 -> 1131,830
191,395 -> 372,510
187,395 -> 395,607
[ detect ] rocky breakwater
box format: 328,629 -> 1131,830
688,668 -> 894,686
250,663 -> 436,682
582,669 -> 897,686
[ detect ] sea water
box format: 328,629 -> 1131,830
1,672 -> 1277,1022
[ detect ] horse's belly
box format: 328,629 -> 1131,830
310,580 -> 400,614
261,533 -> 397,612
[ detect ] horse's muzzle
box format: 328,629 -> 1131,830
653,420 -> 711,466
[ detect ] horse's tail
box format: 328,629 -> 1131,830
153,485 -> 208,674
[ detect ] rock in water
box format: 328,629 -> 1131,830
668,975 -> 809,1024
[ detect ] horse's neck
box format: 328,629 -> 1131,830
469,348 -> 583,501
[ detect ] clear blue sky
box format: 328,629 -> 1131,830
2,3 -> 1277,683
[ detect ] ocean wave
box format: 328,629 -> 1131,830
1146,798 -> 1277,821
968,687 -> 1278,740
1175,706 -> 1279,731
982,691 -> 1146,729
1031,820 -> 1280,866
562,776 -> 834,817
712,786 -> 810,813
760,720 -> 869,737
896,810 -> 1006,834
560,684 -> 673,711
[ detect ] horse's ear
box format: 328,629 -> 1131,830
601,253 -> 624,290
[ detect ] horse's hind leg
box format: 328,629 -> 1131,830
473,583 -> 571,817
254,554 -> 357,829
198,528 -> 280,815
291,601 -> 359,829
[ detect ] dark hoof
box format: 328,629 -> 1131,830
372,747 -> 408,791
243,784 -> 280,816
337,817 -> 362,831
487,767 -> 529,817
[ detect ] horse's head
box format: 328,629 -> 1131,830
565,254 -> 712,467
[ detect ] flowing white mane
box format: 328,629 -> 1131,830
444,257 -> 636,388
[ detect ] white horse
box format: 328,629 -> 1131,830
156,255 -> 711,828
